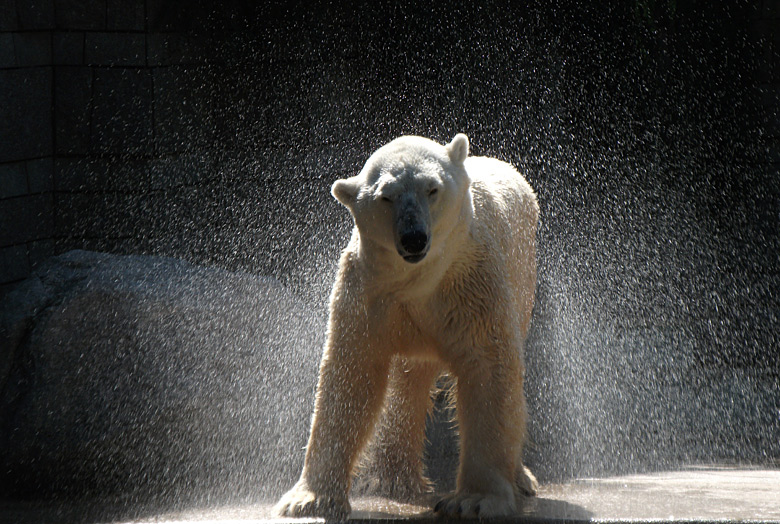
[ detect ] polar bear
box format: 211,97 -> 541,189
275,134 -> 539,519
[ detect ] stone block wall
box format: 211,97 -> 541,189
0,1 -> 778,306
0,0 -> 215,295
0,2 -> 54,294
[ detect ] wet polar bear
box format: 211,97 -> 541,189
276,134 -> 539,519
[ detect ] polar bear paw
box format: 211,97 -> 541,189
434,492 -> 517,518
516,465 -> 539,497
274,481 -> 350,519
352,468 -> 433,501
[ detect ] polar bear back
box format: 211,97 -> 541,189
463,156 -> 539,336
465,156 -> 538,226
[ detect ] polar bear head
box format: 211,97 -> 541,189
332,134 -> 471,264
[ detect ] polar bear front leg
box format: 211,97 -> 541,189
435,360 -> 526,518
354,357 -> 441,500
275,339 -> 390,519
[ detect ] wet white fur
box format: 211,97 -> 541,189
276,134 -> 539,519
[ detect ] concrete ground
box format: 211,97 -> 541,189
2,466 -> 778,523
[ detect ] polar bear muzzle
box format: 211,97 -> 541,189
395,197 -> 430,263
399,229 -> 429,263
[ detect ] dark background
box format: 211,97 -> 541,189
1,0 -> 778,500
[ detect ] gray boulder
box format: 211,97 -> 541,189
0,250 -> 324,503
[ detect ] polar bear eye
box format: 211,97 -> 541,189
381,196 -> 392,203
428,188 -> 438,198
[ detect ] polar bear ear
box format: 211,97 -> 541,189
446,133 -> 469,165
331,177 -> 360,208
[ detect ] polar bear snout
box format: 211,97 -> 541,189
398,229 -> 429,263
394,195 -> 431,263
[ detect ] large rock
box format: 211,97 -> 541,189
0,250 -> 324,503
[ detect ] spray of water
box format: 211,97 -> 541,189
2,1 -> 777,518
154,1 -> 779,484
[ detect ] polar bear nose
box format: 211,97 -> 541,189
400,230 -> 429,256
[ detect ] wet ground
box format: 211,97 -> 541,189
2,467 -> 778,523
